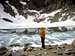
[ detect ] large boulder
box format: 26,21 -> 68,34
72,39 -> 75,48
0,46 -> 8,55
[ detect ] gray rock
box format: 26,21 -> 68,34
26,47 -> 33,51
36,53 -> 42,56
57,45 -> 65,49
48,45 -> 53,49
21,54 -> 26,56
52,50 -> 57,53
57,52 -> 63,55
64,51 -> 71,55
33,48 -> 39,51
52,45 -> 58,49
52,50 -> 63,55
29,55 -> 35,56
9,43 -> 23,47
33,48 -> 37,51
0,46 -> 8,55
44,52 -> 48,55
24,47 -> 28,51
53,46 -> 64,55
72,39 -> 75,48
64,48 -> 75,55
39,48 -> 43,50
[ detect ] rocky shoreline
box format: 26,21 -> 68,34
0,41 -> 75,56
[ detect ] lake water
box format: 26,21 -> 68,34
0,29 -> 75,47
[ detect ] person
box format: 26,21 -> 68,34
39,27 -> 46,48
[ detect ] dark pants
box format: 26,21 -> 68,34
41,37 -> 45,48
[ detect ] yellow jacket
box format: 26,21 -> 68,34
39,28 -> 45,38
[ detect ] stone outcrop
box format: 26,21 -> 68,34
72,39 -> 75,48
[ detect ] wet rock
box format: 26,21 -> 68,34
0,46 -> 8,55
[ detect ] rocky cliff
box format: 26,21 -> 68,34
0,0 -> 75,17
0,0 -> 75,31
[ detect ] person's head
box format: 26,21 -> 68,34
40,27 -> 45,31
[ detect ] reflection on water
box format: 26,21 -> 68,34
0,29 -> 75,47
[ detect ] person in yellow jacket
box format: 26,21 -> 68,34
39,27 -> 46,48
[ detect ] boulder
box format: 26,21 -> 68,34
0,46 -> 8,55
72,39 -> 75,48
64,48 -> 75,55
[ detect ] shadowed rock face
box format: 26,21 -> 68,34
30,0 -> 47,8
0,0 -> 75,17
0,0 -> 75,8
0,0 -> 6,3
72,0 -> 75,5
30,0 -> 75,10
